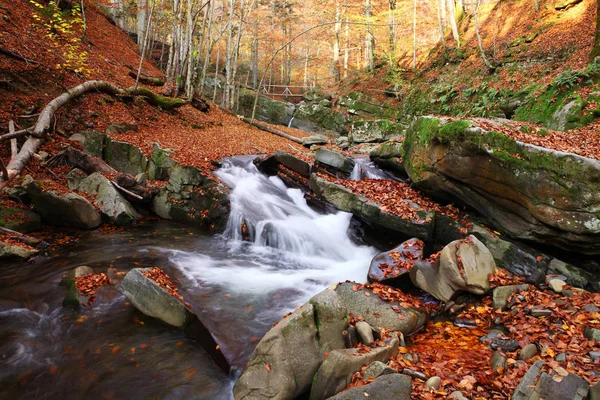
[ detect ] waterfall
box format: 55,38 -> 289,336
350,157 -> 402,181
287,117 -> 295,128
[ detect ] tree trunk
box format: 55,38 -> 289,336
447,0 -> 460,49
388,0 -> 396,60
413,0 -> 417,69
344,19 -> 350,78
332,0 -> 342,83
591,0 -> 600,61
474,0 -> 494,69
137,0 -> 148,53
365,0 -> 374,72
436,0 -> 447,49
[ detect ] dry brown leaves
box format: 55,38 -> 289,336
74,272 -> 111,296
142,267 -> 190,307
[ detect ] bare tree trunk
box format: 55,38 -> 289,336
213,39 -> 221,103
251,2 -> 259,88
230,0 -> 248,108
447,0 -> 460,48
592,0 -> 600,61
474,0 -> 494,69
184,0 -> 194,97
304,48 -> 310,87
365,0 -> 374,72
199,0 -> 215,95
332,0 -> 342,83
388,0 -> 396,61
343,19 -> 349,78
413,0 -> 417,69
436,0 -> 447,49
134,0 -> 155,91
137,0 -> 148,53
223,0 -> 234,106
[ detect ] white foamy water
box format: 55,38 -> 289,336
349,157 -> 400,181
169,156 -> 377,301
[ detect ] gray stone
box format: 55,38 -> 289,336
479,329 -> 505,343
314,148 -> 355,174
555,353 -> 567,362
513,360 -> 545,399
62,266 -> 94,310
148,143 -> 177,181
310,286 -> 349,352
77,130 -> 106,158
309,333 -> 400,400
0,207 -> 41,233
531,308 -> 553,317
490,339 -> 520,352
104,138 -> 148,175
590,351 -> 600,362
238,90 -> 295,126
368,238 -> 423,286
450,391 -> 469,400
325,373 -> 412,400
26,182 -> 102,229
362,361 -> 396,381
549,279 -> 566,293
76,172 -> 140,225
275,150 -> 312,178
335,282 -> 426,334
410,235 -> 496,302
590,381 -> 600,400
310,174 -> 434,241
302,135 -> 328,146
584,304 -> 600,313
119,268 -> 191,327
584,327 -> 600,341
292,102 -> 348,136
425,376 -> 442,390
490,351 -> 507,374
355,321 -> 375,345
349,119 -> 402,144
548,259 -> 591,289
520,343 -> 538,360
492,284 -> 530,310
513,360 -> 590,400
106,121 -> 138,135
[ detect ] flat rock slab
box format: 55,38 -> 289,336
368,238 -> 423,286
314,148 -> 355,174
325,373 -> 412,400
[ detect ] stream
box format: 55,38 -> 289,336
0,156 -> 379,399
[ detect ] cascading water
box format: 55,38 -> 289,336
170,156 -> 377,303
350,156 -> 402,181
287,116 -> 295,128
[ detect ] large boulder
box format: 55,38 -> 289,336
26,182 -> 102,229
0,207 -> 41,233
349,119 -> 403,144
310,174 -> 434,241
309,333 -> 400,400
291,102 -> 348,136
152,166 -> 230,231
368,238 -> 423,286
314,148 -> 355,174
410,235 -> 496,302
104,138 -> 148,175
238,91 -> 296,126
70,130 -> 106,158
234,287 -> 348,400
403,117 -> 600,254
338,93 -> 392,118
325,374 -> 412,400
75,173 -> 140,225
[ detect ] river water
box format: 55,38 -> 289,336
0,156 -> 378,399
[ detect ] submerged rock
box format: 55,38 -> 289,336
403,117 -> 600,255
410,235 -> 496,302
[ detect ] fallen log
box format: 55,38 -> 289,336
0,80 -> 187,189
128,71 -> 165,86
241,117 -> 303,144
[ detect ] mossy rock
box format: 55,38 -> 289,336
349,119 -> 403,144
148,143 -> 178,181
238,90 -> 295,126
0,207 -> 41,233
291,103 -> 348,135
104,138 -> 148,175
403,116 -> 600,254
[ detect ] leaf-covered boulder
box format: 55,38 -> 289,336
310,174 -> 434,241
368,238 -> 423,286
403,116 -> 600,254
26,182 -> 102,229
0,207 -> 41,233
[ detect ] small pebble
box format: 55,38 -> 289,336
548,279 -> 566,293
555,353 -> 567,362
519,343 -> 537,360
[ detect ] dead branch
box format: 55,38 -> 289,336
110,180 -> 144,200
0,46 -> 39,64
0,80 -> 186,189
